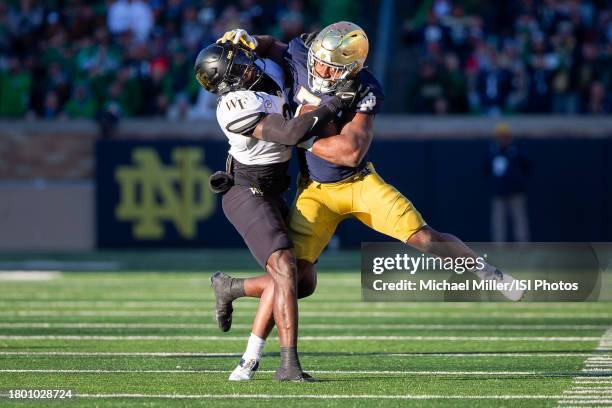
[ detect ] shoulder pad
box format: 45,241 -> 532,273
353,70 -> 385,114
217,91 -> 269,135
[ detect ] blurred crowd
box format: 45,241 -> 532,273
0,0 -> 339,121
0,0 -> 609,120
404,0 -> 611,115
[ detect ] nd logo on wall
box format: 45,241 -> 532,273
115,147 -> 215,240
96,141 -> 231,247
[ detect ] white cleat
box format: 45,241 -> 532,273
477,268 -> 525,301
229,358 -> 259,381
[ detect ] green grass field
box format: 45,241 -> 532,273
0,251 -> 611,407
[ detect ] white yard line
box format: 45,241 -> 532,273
0,351 -> 597,358
1,298 -> 609,310
0,261 -> 119,271
556,328 -> 612,408
0,271 -> 61,281
0,335 -> 603,341
0,369 -> 590,376
0,322 -> 607,331
0,352 -> 242,357
0,392 -> 571,400
0,310 -> 610,318
564,390 -> 612,394
573,381 -> 612,384
1,300 -> 610,309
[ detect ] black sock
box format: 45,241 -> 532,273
230,278 -> 246,299
279,346 -> 302,371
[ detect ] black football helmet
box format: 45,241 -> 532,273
194,42 -> 263,95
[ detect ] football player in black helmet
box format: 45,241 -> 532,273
196,41 -> 369,382
194,42 -> 264,95
210,24 -> 526,382
194,42 -> 368,144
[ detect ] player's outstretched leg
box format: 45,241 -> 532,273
472,266 -> 524,301
210,271 -> 246,332
267,250 -> 313,382
229,260 -> 317,381
407,226 -> 525,301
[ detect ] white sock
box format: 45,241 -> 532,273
243,333 -> 266,361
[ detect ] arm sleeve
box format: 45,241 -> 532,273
259,97 -> 343,145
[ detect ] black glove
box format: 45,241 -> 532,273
209,171 -> 234,194
334,80 -> 372,111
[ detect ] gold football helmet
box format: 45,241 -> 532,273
308,21 -> 369,94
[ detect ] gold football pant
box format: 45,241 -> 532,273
288,163 -> 426,263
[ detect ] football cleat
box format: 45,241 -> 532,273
274,367 -> 316,382
477,268 -> 525,301
228,358 -> 259,381
210,271 -> 235,332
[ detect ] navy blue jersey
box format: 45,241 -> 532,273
283,36 -> 384,183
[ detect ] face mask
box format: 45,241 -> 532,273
307,49 -> 350,94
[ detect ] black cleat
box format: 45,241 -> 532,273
301,372 -> 316,382
210,271 -> 235,332
274,366 -> 316,382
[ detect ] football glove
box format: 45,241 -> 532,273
216,29 -> 258,51
334,80 -> 372,111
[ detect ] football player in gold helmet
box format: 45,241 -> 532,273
211,21 -> 525,382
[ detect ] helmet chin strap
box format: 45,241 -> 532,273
310,69 -> 351,94
311,76 -> 333,94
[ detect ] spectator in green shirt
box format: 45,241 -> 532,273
0,57 -> 32,117
64,82 -> 97,119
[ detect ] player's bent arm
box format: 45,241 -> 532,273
253,35 -> 288,66
310,113 -> 374,167
253,98 -> 343,145
227,97 -> 343,145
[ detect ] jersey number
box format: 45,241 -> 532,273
295,86 -> 321,116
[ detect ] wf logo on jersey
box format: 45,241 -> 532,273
225,97 -> 248,110
115,147 -> 216,239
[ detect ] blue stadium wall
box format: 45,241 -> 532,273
96,137 -> 612,248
